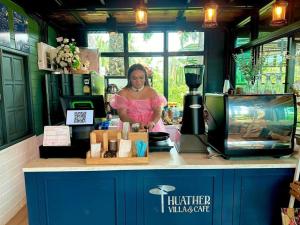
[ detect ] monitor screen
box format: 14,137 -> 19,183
60,95 -> 106,119
66,109 -> 94,125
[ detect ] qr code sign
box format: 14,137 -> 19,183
74,111 -> 87,123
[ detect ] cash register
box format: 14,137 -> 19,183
39,95 -> 106,158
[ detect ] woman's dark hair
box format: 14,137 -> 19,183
126,63 -> 150,88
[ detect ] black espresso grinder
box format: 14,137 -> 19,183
176,65 -> 207,153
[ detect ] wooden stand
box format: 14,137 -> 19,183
290,181 -> 300,201
86,130 -> 149,165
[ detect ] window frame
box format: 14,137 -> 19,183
89,31 -> 205,100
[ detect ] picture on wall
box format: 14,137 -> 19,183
0,4 -> 10,47
13,11 -> 29,52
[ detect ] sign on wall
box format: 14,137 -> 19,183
0,4 -> 10,47
13,11 -> 29,52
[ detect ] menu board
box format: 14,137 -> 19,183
13,11 -> 29,52
0,4 -> 10,47
43,126 -> 71,146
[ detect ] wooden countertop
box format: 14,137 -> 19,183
23,148 -> 300,172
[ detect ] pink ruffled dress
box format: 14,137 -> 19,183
110,94 -> 167,132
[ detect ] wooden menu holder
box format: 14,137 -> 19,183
86,130 -> 149,165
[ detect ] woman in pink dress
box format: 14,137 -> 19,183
110,64 -> 167,132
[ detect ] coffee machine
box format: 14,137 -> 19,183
176,65 -> 207,153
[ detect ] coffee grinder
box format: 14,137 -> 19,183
176,65 -> 207,153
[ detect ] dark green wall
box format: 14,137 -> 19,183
0,0 -> 57,135
204,29 -> 226,94
48,27 -> 57,47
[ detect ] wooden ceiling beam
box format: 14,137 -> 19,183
11,0 -> 276,31
70,11 -> 87,26
29,0 -> 267,12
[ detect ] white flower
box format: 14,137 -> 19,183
60,61 -> 67,67
53,37 -> 81,72
56,37 -> 63,42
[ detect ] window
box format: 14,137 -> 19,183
293,42 -> 300,127
88,31 -> 205,109
235,37 -> 250,48
234,49 -> 252,92
168,32 -> 204,52
100,57 -> 125,76
168,56 -> 204,107
129,57 -> 164,95
259,37 -> 287,94
88,33 -> 124,52
235,37 -> 288,95
128,33 -> 164,52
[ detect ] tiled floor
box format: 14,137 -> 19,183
5,206 -> 28,225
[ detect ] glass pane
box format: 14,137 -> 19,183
168,56 -> 204,109
100,57 -> 125,76
168,32 -> 204,52
235,37 -> 250,48
128,33 -> 164,52
293,42 -> 300,127
234,21 -> 250,48
235,49 -> 252,89
260,37 -> 288,94
91,73 -> 105,96
106,78 -> 128,90
128,57 -> 164,95
87,32 -> 124,52
294,42 -> 300,82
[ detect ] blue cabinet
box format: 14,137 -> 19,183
24,168 -> 294,225
232,169 -> 293,225
134,170 -> 223,225
25,171 -> 126,225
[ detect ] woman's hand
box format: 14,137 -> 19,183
146,121 -> 156,131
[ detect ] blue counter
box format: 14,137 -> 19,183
23,150 -> 299,225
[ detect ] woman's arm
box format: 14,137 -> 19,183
147,106 -> 162,130
117,108 -> 133,123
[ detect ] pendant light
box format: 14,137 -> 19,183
135,3 -> 148,27
203,2 -> 218,28
176,15 -> 187,33
106,15 -> 117,35
270,0 -> 288,26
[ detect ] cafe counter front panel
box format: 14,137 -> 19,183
24,151 -> 298,225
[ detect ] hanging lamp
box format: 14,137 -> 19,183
106,15 -> 117,35
270,0 -> 288,26
203,2 -> 218,28
135,3 -> 148,27
176,15 -> 187,33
